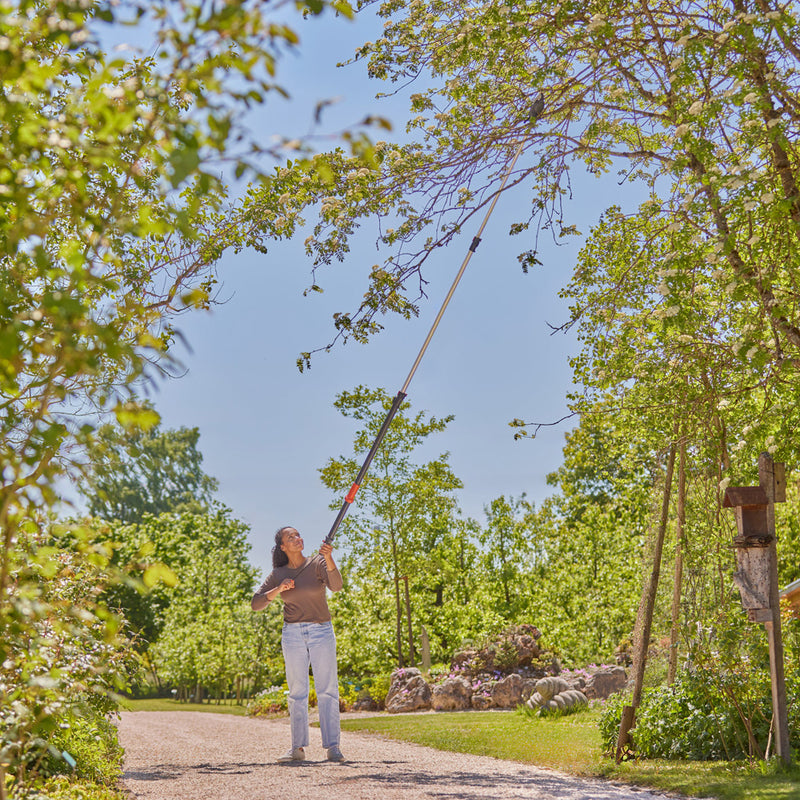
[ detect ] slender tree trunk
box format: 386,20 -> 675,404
0,494 -> 18,599
459,536 -> 469,604
252,627 -> 265,697
392,530 -> 404,667
501,537 -> 511,608
617,437 -> 677,761
146,650 -> 162,691
668,436 -> 686,684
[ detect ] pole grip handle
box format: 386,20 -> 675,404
323,391 -> 407,545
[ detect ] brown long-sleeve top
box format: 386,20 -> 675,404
251,554 -> 343,623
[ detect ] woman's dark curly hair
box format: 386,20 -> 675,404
272,526 -> 292,568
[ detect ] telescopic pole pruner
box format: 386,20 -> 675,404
323,95 -> 546,546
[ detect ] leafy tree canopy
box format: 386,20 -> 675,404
319,385 -> 461,573
245,0 -> 800,469
530,412 -> 652,664
0,0 -> 377,563
0,1 -> 381,781
74,509 -> 255,648
78,416 -> 219,523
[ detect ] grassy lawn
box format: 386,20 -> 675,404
345,708 -> 603,774
121,697 -> 248,715
341,709 -> 800,800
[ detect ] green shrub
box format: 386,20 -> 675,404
494,636 -> 520,671
600,606 -> 800,761
358,673 -> 392,709
41,713 -> 124,784
339,682 -> 359,711
599,668 -> 799,761
247,685 -> 289,717
7,774 -> 127,800
427,664 -> 452,682
1,528 -> 136,794
598,690 -> 627,753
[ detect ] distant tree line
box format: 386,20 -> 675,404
59,392 -> 659,700
53,385 -> 800,737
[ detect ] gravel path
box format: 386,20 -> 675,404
116,711 -> 686,800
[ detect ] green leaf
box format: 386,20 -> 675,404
143,563 -> 179,589
114,402 -> 161,432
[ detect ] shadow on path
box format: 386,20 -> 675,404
335,765 -> 647,800
124,762 -> 268,782
124,757 -> 646,800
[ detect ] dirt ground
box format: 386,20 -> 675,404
116,711 -> 689,800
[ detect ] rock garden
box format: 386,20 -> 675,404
354,625 -> 628,714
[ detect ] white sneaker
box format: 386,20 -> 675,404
326,746 -> 345,762
277,747 -> 305,763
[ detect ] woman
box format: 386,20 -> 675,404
251,526 -> 345,763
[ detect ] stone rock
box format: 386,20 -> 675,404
567,675 -> 587,692
511,629 -> 542,667
352,695 -> 379,712
527,676 -> 587,713
533,676 -> 570,702
520,678 -> 538,702
450,625 -> 545,677
562,689 -> 588,706
471,693 -> 493,710
385,668 -> 432,714
491,673 -> 524,709
584,666 -> 627,700
432,677 -> 472,711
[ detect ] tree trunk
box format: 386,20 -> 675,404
145,650 -> 162,691
392,530 -> 404,667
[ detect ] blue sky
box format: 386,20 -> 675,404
137,7 -> 636,577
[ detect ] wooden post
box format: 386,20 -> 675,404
617,439 -> 677,761
758,453 -> 791,765
402,575 -> 415,667
420,624 -> 432,675
668,437 -> 686,685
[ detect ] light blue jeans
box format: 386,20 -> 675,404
282,621 -> 340,750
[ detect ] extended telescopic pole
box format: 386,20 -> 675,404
323,95 -> 545,546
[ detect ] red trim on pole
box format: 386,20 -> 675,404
345,483 -> 360,504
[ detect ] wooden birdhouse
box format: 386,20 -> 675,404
724,485 -> 772,617
722,460 -> 785,621
723,486 -> 772,548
